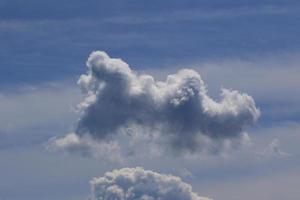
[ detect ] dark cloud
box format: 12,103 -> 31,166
51,51 -> 260,157
89,167 -> 211,200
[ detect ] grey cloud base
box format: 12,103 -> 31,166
89,167 -> 211,200
51,51 -> 260,157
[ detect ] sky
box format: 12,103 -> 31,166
0,0 -> 300,200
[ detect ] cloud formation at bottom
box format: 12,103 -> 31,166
89,167 -> 211,200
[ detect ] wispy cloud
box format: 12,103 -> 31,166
0,82 -> 80,133
258,138 -> 289,159
104,5 -> 295,25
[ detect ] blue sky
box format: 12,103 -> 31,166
1,0 -> 300,200
1,0 -> 300,85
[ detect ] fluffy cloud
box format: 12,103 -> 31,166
89,167 -> 211,200
51,51 -> 260,157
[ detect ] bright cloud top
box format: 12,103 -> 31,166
51,51 -> 260,157
89,167 -> 211,200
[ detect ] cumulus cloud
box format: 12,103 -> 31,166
51,51 -> 260,157
89,167 -> 211,200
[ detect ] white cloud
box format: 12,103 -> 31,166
52,51 -> 260,157
89,167 -> 211,200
